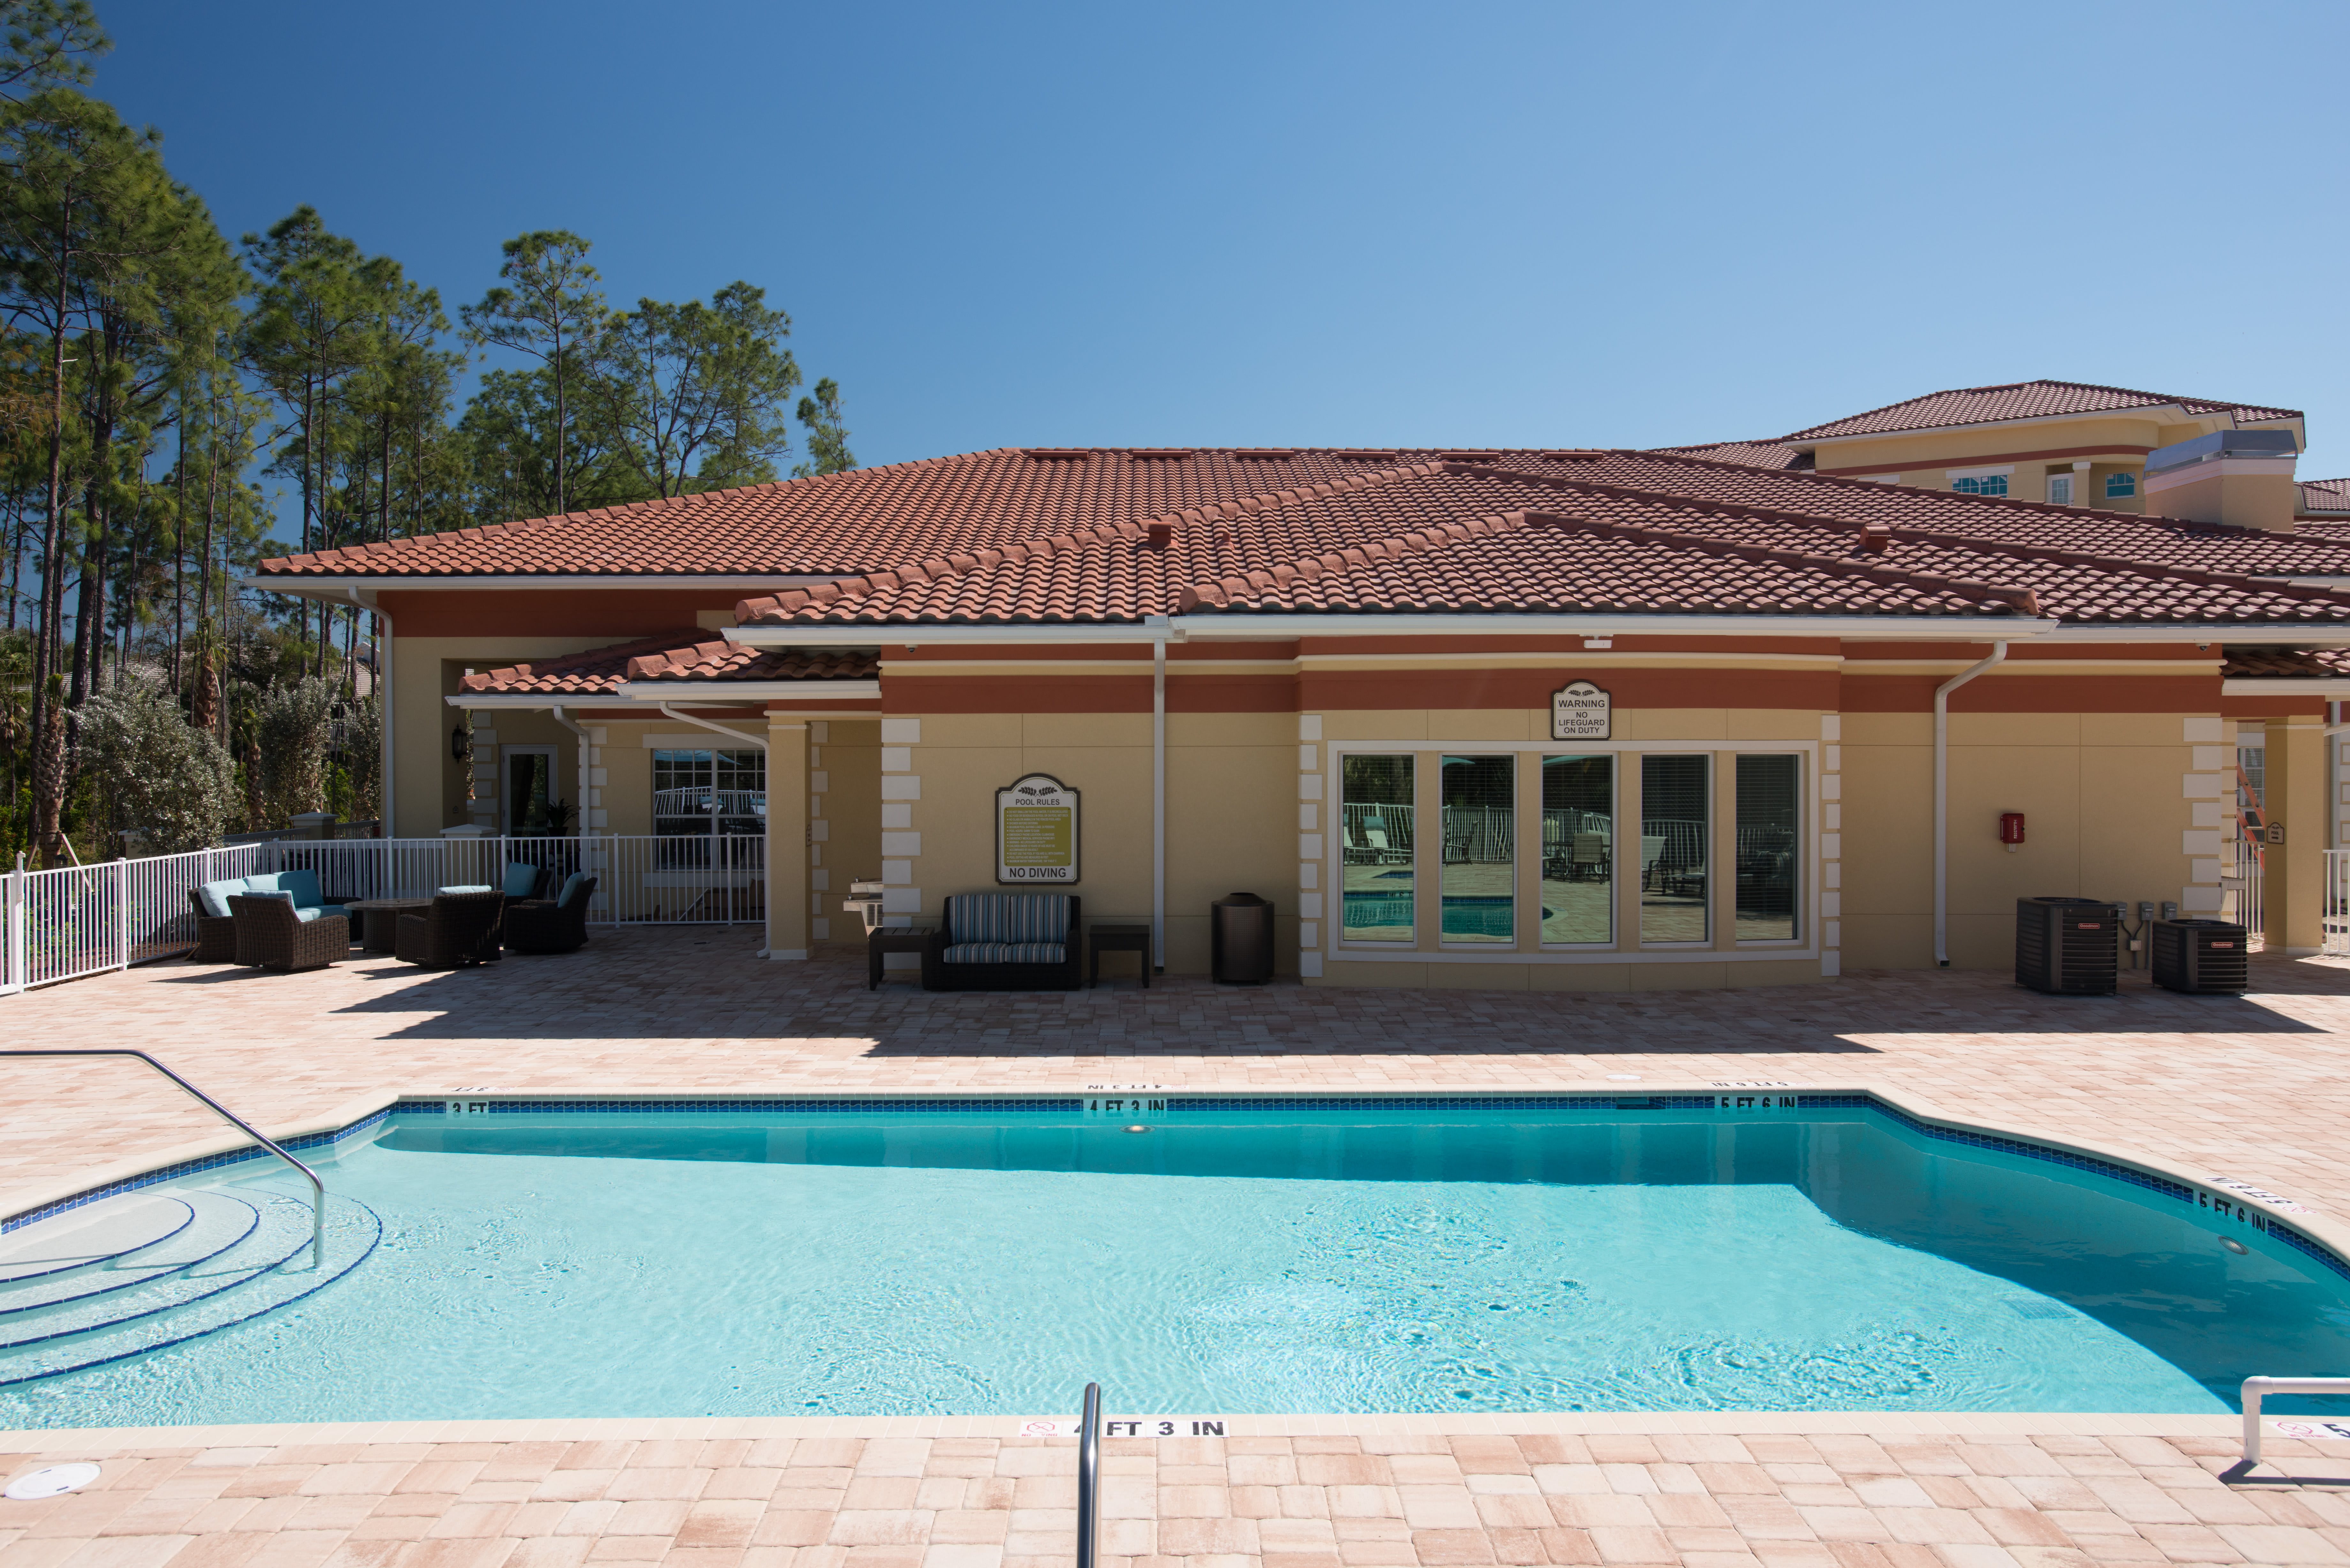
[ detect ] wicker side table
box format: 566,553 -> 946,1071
867,925 -> 934,990
1089,924 -> 1151,988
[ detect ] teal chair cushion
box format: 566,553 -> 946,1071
501,861 -> 542,898
196,878 -> 247,918
242,871 -> 284,895
275,868 -> 324,908
437,884 -> 494,894
557,872 -> 589,909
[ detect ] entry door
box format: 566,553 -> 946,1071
2046,473 -> 2074,505
505,747 -> 557,834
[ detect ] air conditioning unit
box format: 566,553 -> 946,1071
2149,919 -> 2249,995
2015,897 -> 2119,995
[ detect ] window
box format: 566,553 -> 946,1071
652,749 -> 766,837
1542,755 -> 1613,944
2106,470 -> 2137,498
1341,754 -> 1415,942
1952,474 -> 2009,496
1735,755 -> 1800,940
1640,754 -> 1709,943
1440,755 -> 1514,944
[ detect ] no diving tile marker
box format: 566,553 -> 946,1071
1019,1416 -> 1228,1438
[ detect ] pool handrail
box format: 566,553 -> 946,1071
1076,1382 -> 1101,1568
2240,1375 -> 2350,1468
0,1048 -> 326,1270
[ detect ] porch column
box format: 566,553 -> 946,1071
2265,715 -> 2325,954
767,718 -> 810,961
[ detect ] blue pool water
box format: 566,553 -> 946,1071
4,1099 -> 2347,1426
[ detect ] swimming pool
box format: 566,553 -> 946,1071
3,1091 -> 2346,1426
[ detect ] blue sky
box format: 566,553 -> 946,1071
97,0 -> 2350,480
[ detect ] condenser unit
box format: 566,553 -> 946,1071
2015,897 -> 2119,995
2149,918 -> 2249,995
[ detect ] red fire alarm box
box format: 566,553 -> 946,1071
1999,812 -> 2026,850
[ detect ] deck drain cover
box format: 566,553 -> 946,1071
7,1463 -> 99,1499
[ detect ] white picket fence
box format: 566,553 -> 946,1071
1,834 -> 767,996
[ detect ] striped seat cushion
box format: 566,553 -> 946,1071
942,942 -> 1066,965
944,893 -> 1071,946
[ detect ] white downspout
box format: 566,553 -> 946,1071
1152,622 -> 1167,972
1934,640 -> 2007,967
348,588 -> 390,835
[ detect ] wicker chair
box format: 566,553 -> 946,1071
184,888 -> 238,963
227,894 -> 350,974
395,890 -> 507,968
505,877 -> 597,956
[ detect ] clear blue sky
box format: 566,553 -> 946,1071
95,0 -> 2350,481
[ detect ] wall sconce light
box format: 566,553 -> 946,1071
1999,812 -> 2025,853
451,724 -> 470,762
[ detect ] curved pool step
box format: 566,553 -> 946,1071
0,1195 -> 380,1386
0,1194 -> 195,1285
0,1195 -> 360,1352
0,1193 -> 262,1319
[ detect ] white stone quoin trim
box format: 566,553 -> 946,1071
1820,714 -> 1841,978
2182,716 -> 2231,917
1299,715 -> 1324,977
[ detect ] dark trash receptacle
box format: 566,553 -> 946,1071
1212,893 -> 1275,985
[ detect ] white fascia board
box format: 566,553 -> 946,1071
727,622 -> 1171,646
446,693 -> 607,709
244,573 -> 849,599
2038,624 -> 2350,645
612,680 -> 882,701
1172,613 -> 2060,641
2222,678 -> 2350,695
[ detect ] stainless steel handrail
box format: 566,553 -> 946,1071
1076,1382 -> 1101,1568
0,1049 -> 326,1269
2241,1375 -> 2350,1468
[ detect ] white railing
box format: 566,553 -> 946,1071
2241,1376 -> 2350,1469
2,833 -> 767,996
2325,849 -> 2350,958
2231,836 -> 2266,953
3,845 -> 265,995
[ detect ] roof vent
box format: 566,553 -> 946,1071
1145,523 -> 1173,551
1022,448 -> 1093,461
1540,450 -> 1604,461
1123,448 -> 1195,460
1441,451 -> 1501,463
1231,448 -> 1297,459
1859,524 -> 1893,555
1339,450 -> 1398,462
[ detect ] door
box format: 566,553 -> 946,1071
505,746 -> 557,835
2046,473 -> 2074,506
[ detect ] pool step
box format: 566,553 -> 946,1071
0,1195 -> 380,1384
0,1194 -> 196,1284
0,1193 -> 262,1318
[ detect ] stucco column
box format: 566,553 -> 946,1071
1712,750 -> 1739,951
767,718 -> 810,961
1616,753 -> 1644,948
2265,715 -> 2325,954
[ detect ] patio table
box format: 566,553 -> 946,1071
343,897 -> 433,954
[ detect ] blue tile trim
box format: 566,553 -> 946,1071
1172,1095 -> 1721,1111
1804,1094 -> 2199,1205
416,1097 -> 1087,1115
0,1106 -> 395,1236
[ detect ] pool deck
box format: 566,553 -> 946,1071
7,931 -> 2350,1567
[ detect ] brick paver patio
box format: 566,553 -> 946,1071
6,932 -> 2350,1568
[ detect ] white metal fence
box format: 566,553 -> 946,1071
2,833 -> 766,997
2230,836 -> 2266,953
2325,849 -> 2350,958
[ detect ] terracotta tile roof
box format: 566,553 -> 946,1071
733,462 -> 2350,630
2221,647 -> 2350,679
1781,380 -> 2303,442
2299,479 -> 2350,515
457,632 -> 876,695
1564,449 -> 2350,578
1651,440 -> 1809,471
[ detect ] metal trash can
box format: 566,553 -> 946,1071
1211,893 -> 1275,985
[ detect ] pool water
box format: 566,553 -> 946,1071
4,1100 -> 2347,1426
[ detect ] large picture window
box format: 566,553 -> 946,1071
1639,754 -> 1709,944
1541,754 -> 1612,945
1735,755 -> 1800,940
1341,754 -> 1415,942
1439,755 -> 1514,944
653,749 -> 767,838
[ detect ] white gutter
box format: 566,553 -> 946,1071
348,589 -> 391,834
1151,617 -> 1167,972
612,679 -> 880,701
1934,641 -> 2008,967
732,614 -> 2064,647
550,705 -> 590,835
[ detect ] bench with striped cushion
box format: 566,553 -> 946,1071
942,894 -> 1070,960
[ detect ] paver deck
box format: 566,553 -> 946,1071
6,932 -> 2350,1568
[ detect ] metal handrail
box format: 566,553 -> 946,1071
1076,1382 -> 1101,1568
0,1049 -> 326,1269
2241,1375 -> 2350,1468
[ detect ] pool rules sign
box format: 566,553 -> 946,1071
1551,681 -> 1611,740
997,773 -> 1080,884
